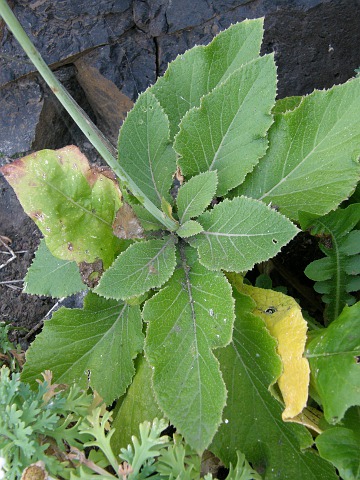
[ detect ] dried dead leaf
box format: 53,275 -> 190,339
241,284 -> 310,420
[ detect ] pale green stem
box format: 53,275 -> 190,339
0,0 -> 177,231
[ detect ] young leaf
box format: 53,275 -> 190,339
306,302 -> 360,424
24,238 -> 86,298
241,284 -> 310,420
111,355 -> 163,453
315,407 -> 360,480
150,18 -> 265,139
301,204 -> 360,323
176,171 -> 218,224
144,246 -> 235,453
94,237 -> 177,300
0,146 -> 123,268
118,90 -> 176,209
211,290 -> 338,480
21,292 -> 144,404
175,54 -> 276,196
177,220 -> 204,238
190,196 -> 299,272
236,78 -> 360,221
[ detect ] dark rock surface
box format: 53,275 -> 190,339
1,0 -> 360,332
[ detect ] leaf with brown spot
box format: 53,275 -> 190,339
0,146 -> 124,268
112,202 -> 144,239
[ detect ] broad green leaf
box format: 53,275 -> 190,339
118,90 -> 176,209
111,355 -> 163,453
95,237 -> 176,300
241,284 -> 310,420
175,55 -> 276,196
301,204 -> 360,322
22,292 -> 144,404
306,302 -> 360,424
177,220 -> 204,238
0,146 -> 123,268
190,196 -> 299,272
144,247 -> 235,453
211,290 -> 337,480
316,407 -> 360,480
24,238 -> 86,298
236,78 -> 360,221
151,19 -> 264,139
176,171 -> 218,224
273,96 -> 302,114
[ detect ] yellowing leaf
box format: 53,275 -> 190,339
241,284 -> 310,420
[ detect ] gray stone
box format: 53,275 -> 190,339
0,79 -> 43,157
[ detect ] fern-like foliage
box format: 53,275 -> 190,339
0,366 -> 93,479
300,204 -> 360,323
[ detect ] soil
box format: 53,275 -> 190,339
1,0 -> 360,341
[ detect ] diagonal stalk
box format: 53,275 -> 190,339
0,0 -> 177,231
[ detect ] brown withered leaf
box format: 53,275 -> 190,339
112,203 -> 144,239
79,259 -> 104,288
75,57 -> 134,143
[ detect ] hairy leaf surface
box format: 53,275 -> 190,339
118,90 -> 176,208
241,284 -> 310,420
22,293 -> 144,404
237,78 -> 360,220
150,19 -> 264,139
24,239 -> 86,298
144,247 -> 235,453
316,407 -> 360,480
211,290 -> 337,479
190,196 -> 299,272
176,171 -> 218,224
111,355 -> 163,453
175,55 -> 276,196
0,146 -> 124,268
306,302 -> 360,424
95,237 -> 176,300
177,220 -> 204,238
301,204 -> 360,322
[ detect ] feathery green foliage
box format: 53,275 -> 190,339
301,204 -> 360,323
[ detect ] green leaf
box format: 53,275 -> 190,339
94,237 -> 176,300
306,302 -> 360,424
190,196 -> 299,272
211,290 -> 338,480
272,96 -> 302,114
227,451 -> 262,480
0,146 -> 123,268
118,90 -> 176,209
175,55 -> 276,196
111,355 -> 163,453
236,78 -> 360,221
151,18 -> 265,139
177,220 -> 204,238
301,204 -> 360,322
144,246 -> 235,453
316,407 -> 360,480
21,292 -> 144,404
176,171 -> 218,224
24,238 -> 86,298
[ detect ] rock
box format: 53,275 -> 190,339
0,0 -> 134,87
0,79 -> 43,157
